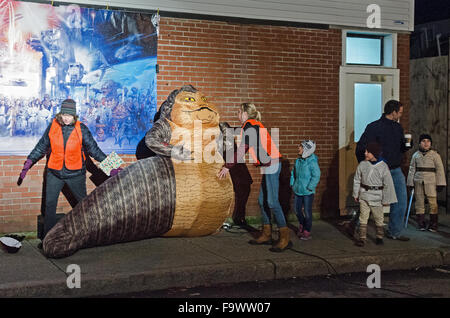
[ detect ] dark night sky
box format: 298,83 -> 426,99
415,0 -> 450,25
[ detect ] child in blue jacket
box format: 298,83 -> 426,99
290,140 -> 321,240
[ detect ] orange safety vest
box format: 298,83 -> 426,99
240,119 -> 281,166
48,119 -> 85,170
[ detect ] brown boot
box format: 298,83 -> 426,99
249,224 -> 273,245
429,214 -> 438,232
375,226 -> 384,245
269,227 -> 293,252
356,224 -> 367,247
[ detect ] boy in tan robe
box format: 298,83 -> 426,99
407,134 -> 446,232
353,142 -> 397,246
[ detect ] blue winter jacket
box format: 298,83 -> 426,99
290,154 -> 321,196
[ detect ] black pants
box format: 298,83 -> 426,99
232,183 -> 251,222
44,171 -> 87,238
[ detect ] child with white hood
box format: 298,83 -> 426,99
290,140 -> 321,240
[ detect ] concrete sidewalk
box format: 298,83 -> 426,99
1,213 -> 450,297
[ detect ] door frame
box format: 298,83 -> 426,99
338,66 -> 400,215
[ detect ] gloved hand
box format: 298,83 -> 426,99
407,186 -> 414,194
437,185 -> 445,193
110,167 -> 123,177
17,159 -> 33,186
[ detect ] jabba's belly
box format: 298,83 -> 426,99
163,161 -> 234,237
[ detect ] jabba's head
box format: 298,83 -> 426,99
160,85 -> 220,129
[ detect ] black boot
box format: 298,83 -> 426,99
416,214 -> 426,231
233,217 -> 248,227
429,214 -> 438,232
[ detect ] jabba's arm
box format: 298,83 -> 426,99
145,119 -> 191,160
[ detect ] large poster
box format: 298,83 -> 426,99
0,0 -> 158,155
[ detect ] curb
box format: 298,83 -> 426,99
1,247 -> 448,297
273,249 -> 445,280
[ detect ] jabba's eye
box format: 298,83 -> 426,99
184,97 -> 196,102
201,96 -> 207,102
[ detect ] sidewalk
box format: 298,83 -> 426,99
1,213 -> 450,297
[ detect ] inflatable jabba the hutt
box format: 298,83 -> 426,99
43,85 -> 234,258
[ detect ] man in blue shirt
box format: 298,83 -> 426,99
356,100 -> 412,241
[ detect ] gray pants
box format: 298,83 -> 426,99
44,171 -> 87,238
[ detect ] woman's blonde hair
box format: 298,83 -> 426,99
240,103 -> 261,121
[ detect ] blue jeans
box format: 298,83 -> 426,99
388,167 -> 407,237
258,163 -> 287,227
294,194 -> 314,232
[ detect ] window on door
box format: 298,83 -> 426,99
354,83 -> 382,142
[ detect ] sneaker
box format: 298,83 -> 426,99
386,233 -> 410,241
300,230 -> 311,241
375,238 -> 384,245
355,240 -> 365,247
428,228 -> 437,233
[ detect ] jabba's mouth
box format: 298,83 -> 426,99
182,106 -> 218,123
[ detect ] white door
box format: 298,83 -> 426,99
339,73 -> 395,215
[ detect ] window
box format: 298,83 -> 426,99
346,34 -> 383,65
344,31 -> 395,67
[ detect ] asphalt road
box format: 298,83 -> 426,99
105,265 -> 450,298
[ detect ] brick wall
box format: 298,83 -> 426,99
397,33 -> 411,175
0,16 -> 410,233
157,18 -> 342,222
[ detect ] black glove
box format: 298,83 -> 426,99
407,186 -> 414,194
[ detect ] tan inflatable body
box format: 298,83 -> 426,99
43,85 -> 234,258
163,89 -> 234,236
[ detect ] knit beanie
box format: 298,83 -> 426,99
301,140 -> 316,158
419,134 -> 432,144
60,99 -> 77,116
366,141 -> 382,159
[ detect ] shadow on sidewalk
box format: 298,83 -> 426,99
322,216 -> 360,244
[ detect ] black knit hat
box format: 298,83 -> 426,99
60,99 -> 77,116
366,141 -> 382,159
419,134 -> 432,144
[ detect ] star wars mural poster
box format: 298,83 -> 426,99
0,1 -> 158,155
